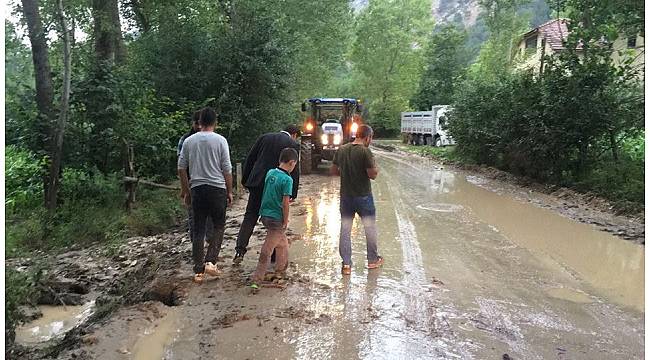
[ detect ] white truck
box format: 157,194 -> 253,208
401,105 -> 454,146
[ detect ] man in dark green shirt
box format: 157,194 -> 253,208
331,124 -> 383,275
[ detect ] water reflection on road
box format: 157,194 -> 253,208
284,149 -> 644,359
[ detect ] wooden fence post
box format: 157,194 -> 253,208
123,139 -> 136,212
236,162 -> 243,198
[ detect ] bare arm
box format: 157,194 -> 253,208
366,166 -> 378,180
366,150 -> 378,180
282,195 -> 290,228
224,172 -> 233,206
330,164 -> 340,176
178,168 -> 191,206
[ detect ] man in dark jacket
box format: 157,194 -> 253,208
234,125 -> 301,264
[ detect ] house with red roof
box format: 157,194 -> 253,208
514,19 -> 644,78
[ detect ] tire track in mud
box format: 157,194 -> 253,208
377,151 -> 476,359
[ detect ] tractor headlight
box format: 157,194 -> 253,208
333,134 -> 342,145
351,122 -> 358,135
321,134 -> 328,144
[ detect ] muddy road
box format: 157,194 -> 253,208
17,148 -> 644,359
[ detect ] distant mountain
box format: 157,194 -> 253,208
432,0 -> 482,27
350,0 -> 551,29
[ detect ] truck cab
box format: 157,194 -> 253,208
401,105 -> 454,147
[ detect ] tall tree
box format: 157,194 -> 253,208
470,0 -> 529,78
351,0 -> 433,134
92,0 -> 126,65
44,0 -> 73,212
411,24 -> 469,110
20,0 -> 56,209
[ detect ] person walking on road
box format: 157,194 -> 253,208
233,125 -> 301,264
178,107 -> 234,283
330,124 -> 383,275
250,148 -> 299,288
178,111 -> 214,247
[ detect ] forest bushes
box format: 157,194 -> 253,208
5,146 -> 184,256
411,0 -> 645,209
447,67 -> 644,207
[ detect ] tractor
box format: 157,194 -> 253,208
299,98 -> 364,174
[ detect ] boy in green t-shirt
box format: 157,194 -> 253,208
250,148 -> 299,287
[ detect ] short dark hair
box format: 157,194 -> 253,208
357,124 -> 373,139
279,147 -> 298,163
284,124 -> 300,136
199,107 -> 217,127
192,110 -> 201,123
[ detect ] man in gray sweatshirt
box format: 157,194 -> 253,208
178,107 -> 233,283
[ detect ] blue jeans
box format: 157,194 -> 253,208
339,195 -> 379,266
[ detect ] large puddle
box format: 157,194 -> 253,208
132,307 -> 181,360
375,150 -> 644,312
449,166 -> 644,311
15,301 -> 95,344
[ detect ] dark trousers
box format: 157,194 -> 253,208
235,186 -> 264,255
191,185 -> 227,274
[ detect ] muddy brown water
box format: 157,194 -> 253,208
33,149 -> 644,359
15,301 -> 95,345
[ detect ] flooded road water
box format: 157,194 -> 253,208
15,301 -> 95,345
69,148 -> 644,359
197,150 -> 643,359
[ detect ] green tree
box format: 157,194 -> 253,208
410,24 -> 470,110
470,0 -> 530,78
350,0 -> 433,135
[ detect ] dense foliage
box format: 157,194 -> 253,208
445,0 -> 644,207
411,24 -> 470,110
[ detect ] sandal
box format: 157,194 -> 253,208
193,273 -> 205,284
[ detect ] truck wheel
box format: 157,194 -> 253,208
300,139 -> 312,175
424,135 -> 432,146
435,137 -> 442,147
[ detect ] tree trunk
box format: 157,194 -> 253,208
21,0 -> 56,209
92,0 -> 126,65
608,129 -> 619,164
44,0 -> 72,212
129,0 -> 151,33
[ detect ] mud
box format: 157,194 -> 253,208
376,140 -> 645,243
8,149 -> 644,359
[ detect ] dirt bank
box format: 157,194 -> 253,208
7,187 -> 318,359
374,141 -> 645,244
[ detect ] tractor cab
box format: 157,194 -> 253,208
299,98 -> 363,174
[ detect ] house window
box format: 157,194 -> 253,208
627,36 -> 637,49
525,35 -> 538,49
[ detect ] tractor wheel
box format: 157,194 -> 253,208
300,139 -> 312,175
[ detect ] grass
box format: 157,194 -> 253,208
402,144 -> 468,163
5,186 -> 184,257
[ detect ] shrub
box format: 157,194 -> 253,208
5,145 -> 45,214
5,268 -> 39,345
447,60 -> 644,205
